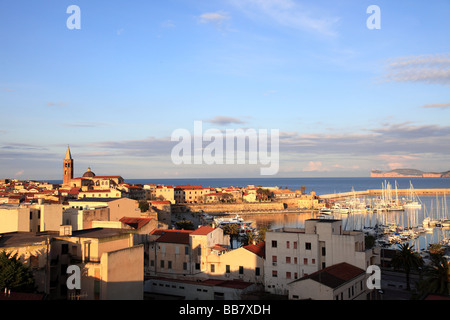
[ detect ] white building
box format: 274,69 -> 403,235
288,262 -> 373,300
264,218 -> 379,295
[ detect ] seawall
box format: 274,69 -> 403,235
320,188 -> 450,200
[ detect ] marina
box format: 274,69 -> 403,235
240,193 -> 450,254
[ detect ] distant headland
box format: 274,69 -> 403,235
371,169 -> 450,178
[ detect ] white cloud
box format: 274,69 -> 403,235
199,11 -> 230,26
420,102 -> 450,109
383,53 -> 450,85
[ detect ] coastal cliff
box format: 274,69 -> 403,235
371,169 -> 450,178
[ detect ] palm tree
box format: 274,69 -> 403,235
241,231 -> 258,246
221,224 -> 240,249
391,243 -> 424,291
420,255 -> 450,296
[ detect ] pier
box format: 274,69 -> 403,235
320,188 -> 450,201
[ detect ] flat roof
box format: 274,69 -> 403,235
0,232 -> 57,248
69,198 -> 122,203
64,227 -> 129,239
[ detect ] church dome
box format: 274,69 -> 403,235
82,167 -> 96,178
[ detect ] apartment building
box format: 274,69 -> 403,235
67,197 -> 141,221
147,226 -> 230,279
288,262 -> 372,300
50,226 -> 143,300
0,203 -> 62,234
206,242 -> 265,285
175,185 -> 214,204
264,218 -> 380,295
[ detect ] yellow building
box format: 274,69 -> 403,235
148,226 -> 230,279
206,242 -> 265,284
0,232 -> 54,294
0,203 -> 62,234
50,226 -> 143,300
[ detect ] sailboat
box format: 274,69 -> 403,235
403,181 -> 422,209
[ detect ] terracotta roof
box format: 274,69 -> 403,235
120,217 -> 152,229
175,185 -> 206,189
150,229 -> 193,244
81,189 -> 111,193
297,262 -> 366,289
243,242 -> 265,258
191,226 -> 216,235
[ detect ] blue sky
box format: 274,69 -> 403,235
0,0 -> 449,180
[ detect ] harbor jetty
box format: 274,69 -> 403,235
320,188 -> 450,201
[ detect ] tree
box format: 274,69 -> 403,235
418,255 -> 450,297
365,235 -> 376,250
175,220 -> 195,230
221,224 -> 240,249
138,200 -> 149,213
241,231 -> 258,246
0,251 -> 36,293
391,243 -> 424,291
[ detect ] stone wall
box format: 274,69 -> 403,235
175,201 -> 286,214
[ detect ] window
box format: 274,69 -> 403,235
286,257 -> 291,264
272,270 -> 278,277
322,247 -> 326,256
160,260 -> 165,268
272,256 -> 277,266
168,261 -> 172,270
286,241 -> 290,249
195,263 -> 200,270
286,272 -> 291,279
239,266 -> 244,274
305,242 -> 311,250
226,265 -> 230,274
271,240 -> 277,248
293,241 -> 297,249
183,262 -> 187,270
255,267 -> 260,276
304,258 -> 308,265
61,244 -> 69,255
185,246 -> 189,255
210,264 -> 215,273
294,257 -> 298,264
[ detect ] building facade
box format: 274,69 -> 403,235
264,218 -> 380,295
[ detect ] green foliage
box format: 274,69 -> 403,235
138,200 -> 149,213
0,251 -> 36,293
391,243 -> 424,291
364,235 -> 376,249
175,220 -> 195,230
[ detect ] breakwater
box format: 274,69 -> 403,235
320,188 -> 450,201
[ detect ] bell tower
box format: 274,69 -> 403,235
63,146 -> 74,186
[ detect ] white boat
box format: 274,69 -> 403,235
214,215 -> 254,234
403,181 -> 422,209
320,207 -> 332,215
404,201 -> 422,209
